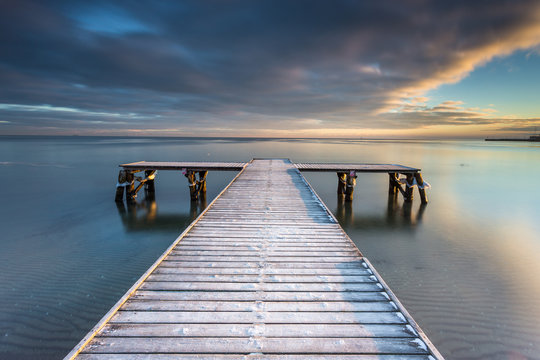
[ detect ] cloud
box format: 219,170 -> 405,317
0,0 -> 539,135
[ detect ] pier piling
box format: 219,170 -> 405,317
344,170 -> 357,201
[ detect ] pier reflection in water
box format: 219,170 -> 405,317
116,190 -> 208,232
335,191 -> 426,230
117,183 -> 425,235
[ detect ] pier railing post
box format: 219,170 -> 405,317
345,171 -> 357,202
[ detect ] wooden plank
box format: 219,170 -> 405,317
140,281 -> 383,292
110,310 -> 406,325
122,300 -> 397,312
78,355 -> 434,360
121,161 -> 246,171
83,337 -> 428,354
152,267 -> 372,276
164,255 -> 362,262
181,239 -> 352,244
168,250 -> 359,257
159,261 -> 366,269
146,274 -> 376,283
132,291 -> 390,302
100,322 -> 416,337
294,163 -> 420,173
175,245 -> 357,251
179,239 -> 357,245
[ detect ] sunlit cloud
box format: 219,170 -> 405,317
354,64 -> 382,75
0,103 -> 147,120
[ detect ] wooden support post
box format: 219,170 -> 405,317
414,172 -> 428,204
337,172 -> 346,199
388,172 -> 397,195
125,171 -> 135,202
392,173 -> 407,199
405,173 -> 414,202
197,171 -> 208,201
345,171 -> 357,202
115,170 -> 127,202
144,170 -> 156,194
184,170 -> 198,201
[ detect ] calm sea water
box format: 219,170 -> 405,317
1,136 -> 539,359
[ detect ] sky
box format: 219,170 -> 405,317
0,0 -> 539,138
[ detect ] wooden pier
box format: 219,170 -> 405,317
66,159 -> 441,359
116,160 -> 429,204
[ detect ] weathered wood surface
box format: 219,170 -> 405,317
121,161 -> 420,173
67,159 -> 442,359
295,163 -> 420,172
121,161 -> 247,171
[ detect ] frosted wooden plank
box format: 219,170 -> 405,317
169,251 -> 359,257
123,300 -> 397,312
111,311 -> 406,324
121,161 -> 246,171
294,163 -> 420,172
146,274 -> 376,283
154,267 -> 372,276
100,323 -> 416,338
175,245 -> 356,251
78,355 -> 434,360
132,291 -> 390,302
84,337 -> 427,354
159,261 -> 366,269
165,256 -> 362,262
140,281 -> 383,292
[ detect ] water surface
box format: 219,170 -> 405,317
0,136 -> 539,359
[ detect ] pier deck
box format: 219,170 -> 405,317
120,161 -> 420,173
121,161 -> 247,171
68,159 -> 442,359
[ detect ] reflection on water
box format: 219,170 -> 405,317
335,191 -> 427,229
116,190 -> 207,232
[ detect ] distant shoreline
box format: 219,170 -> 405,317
485,135 -> 540,142
0,134 -> 486,141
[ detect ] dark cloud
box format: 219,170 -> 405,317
0,0 -> 539,135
